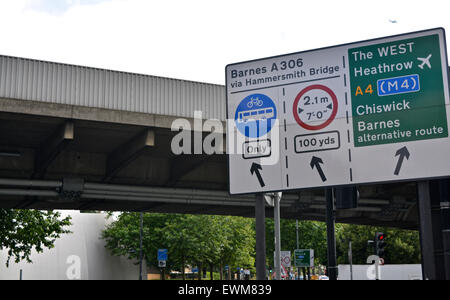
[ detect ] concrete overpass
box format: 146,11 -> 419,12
0,54 -> 420,229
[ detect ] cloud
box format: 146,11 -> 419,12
0,0 -> 447,85
25,0 -> 111,15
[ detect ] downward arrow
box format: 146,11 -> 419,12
250,163 -> 265,188
394,146 -> 410,176
310,156 -> 327,182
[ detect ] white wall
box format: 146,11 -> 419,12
338,264 -> 422,280
0,211 -> 143,280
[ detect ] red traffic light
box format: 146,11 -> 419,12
375,232 -> 385,241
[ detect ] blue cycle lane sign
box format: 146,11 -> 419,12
158,249 -> 168,262
227,87 -> 283,194
235,93 -> 277,138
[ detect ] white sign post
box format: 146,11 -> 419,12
274,251 -> 291,280
281,251 -> 291,269
226,28 -> 450,195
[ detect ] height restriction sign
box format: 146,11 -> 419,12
226,28 -> 450,195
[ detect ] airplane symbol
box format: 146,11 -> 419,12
417,54 -> 432,69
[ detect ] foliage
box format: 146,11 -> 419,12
0,209 -> 72,267
265,219 -> 421,267
103,212 -> 422,276
336,224 -> 421,265
102,213 -> 255,275
265,219 -> 328,267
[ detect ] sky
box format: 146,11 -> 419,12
0,0 -> 448,85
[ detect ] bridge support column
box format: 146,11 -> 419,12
439,181 -> 450,280
417,181 -> 446,280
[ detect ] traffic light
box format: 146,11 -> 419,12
375,232 -> 386,258
335,187 -> 359,209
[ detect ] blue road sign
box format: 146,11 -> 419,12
157,249 -> 168,261
235,93 -> 277,138
377,74 -> 420,96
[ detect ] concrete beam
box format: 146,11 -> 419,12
33,121 -> 74,178
103,129 -> 155,182
165,155 -> 209,186
0,98 -> 226,130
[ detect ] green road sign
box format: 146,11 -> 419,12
349,34 -> 448,147
294,249 -> 314,268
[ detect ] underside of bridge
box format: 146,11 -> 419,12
0,106 -> 419,229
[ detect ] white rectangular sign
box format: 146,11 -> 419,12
226,28 -> 450,195
275,251 -> 292,269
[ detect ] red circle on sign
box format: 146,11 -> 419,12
293,85 -> 338,131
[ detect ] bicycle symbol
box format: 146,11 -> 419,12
247,97 -> 263,108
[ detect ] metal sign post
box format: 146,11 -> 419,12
274,193 -> 282,280
139,212 -> 144,281
349,240 -> 353,281
326,189 -> 338,280
255,194 -> 267,280
296,220 -> 300,280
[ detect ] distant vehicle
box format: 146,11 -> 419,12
319,275 -> 329,280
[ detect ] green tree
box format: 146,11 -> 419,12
160,214 -> 197,279
102,212 -> 172,269
0,209 -> 72,267
219,216 -> 255,277
102,213 -> 256,280
103,212 -> 422,281
161,214 -> 224,280
265,219 -> 328,267
336,224 -> 421,265
263,219 -> 420,267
